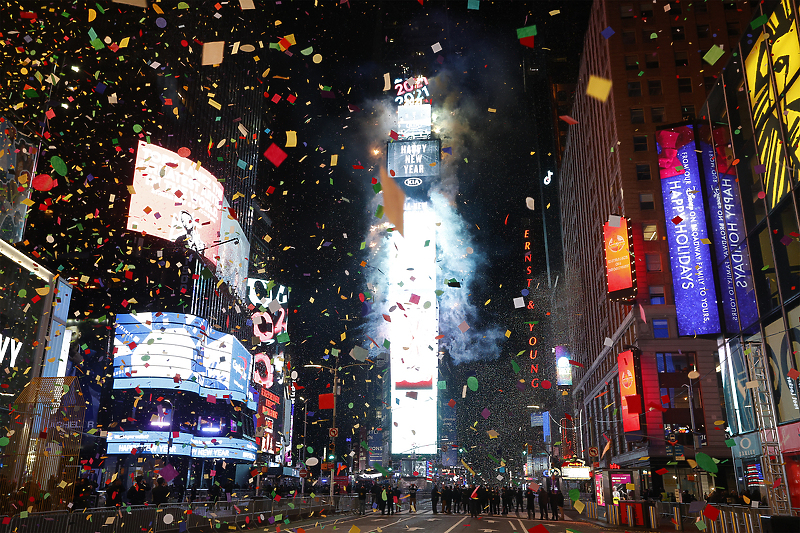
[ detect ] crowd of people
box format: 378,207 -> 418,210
352,482 -> 566,520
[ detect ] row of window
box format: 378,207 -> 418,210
625,53 -> 727,72
621,24 -> 740,45
627,79 -> 693,97
629,105 -> 696,125
621,1 -> 739,19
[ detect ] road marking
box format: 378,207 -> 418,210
442,516 -> 468,533
517,519 -> 526,532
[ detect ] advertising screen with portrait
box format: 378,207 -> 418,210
113,312 -> 250,403
126,142 -> 224,265
215,197 -> 249,301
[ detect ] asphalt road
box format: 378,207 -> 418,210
281,509 -> 620,533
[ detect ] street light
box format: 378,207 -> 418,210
304,358 -> 372,502
682,368 -> 701,499
160,399 -> 175,462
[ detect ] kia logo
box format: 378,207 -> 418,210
404,177 -> 423,187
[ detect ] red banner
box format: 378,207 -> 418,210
603,220 -> 634,294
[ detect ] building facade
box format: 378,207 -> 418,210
557,0 -> 756,511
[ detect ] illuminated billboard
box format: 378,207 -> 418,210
106,431 -> 257,461
603,217 -> 637,301
698,126 -> 759,333
389,201 -> 438,455
618,350 -> 641,433
126,142 -> 224,265
386,140 -> 440,199
555,346 -> 572,386
656,125 -> 721,336
113,312 -> 250,403
216,197 -> 249,301
397,104 -> 432,140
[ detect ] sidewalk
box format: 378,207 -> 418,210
563,507 -> 667,532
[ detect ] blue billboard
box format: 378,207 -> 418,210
698,127 -> 759,333
113,312 -> 252,405
656,125 -> 721,336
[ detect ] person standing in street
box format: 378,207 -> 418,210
469,485 -> 480,517
526,486 -> 536,519
452,485 -> 461,513
357,484 -> 368,515
548,488 -> 559,521
431,484 -> 440,514
152,478 -> 171,506
379,485 -> 387,515
408,484 -> 417,512
393,485 -> 401,514
537,486 -> 549,520
516,487 -> 524,513
387,484 -> 395,515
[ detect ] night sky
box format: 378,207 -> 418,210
3,0 -> 591,483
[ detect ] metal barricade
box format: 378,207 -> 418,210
673,503 -> 683,531
648,503 -> 659,529
608,504 -> 620,525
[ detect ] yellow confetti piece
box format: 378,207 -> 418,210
586,75 -> 613,102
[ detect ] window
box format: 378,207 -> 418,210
695,2 -> 708,13
623,31 -> 637,45
630,108 -> 645,124
639,192 -> 655,207
646,53 -> 659,69
640,2 -> 654,18
678,77 -> 693,93
727,22 -> 740,36
704,76 -> 716,92
651,107 -> 666,123
643,224 -> 658,240
697,24 -> 710,38
648,80 -> 662,96
636,163 -> 652,180
628,81 -> 642,97
670,3 -> 682,15
625,55 -> 639,71
621,4 -> 635,18
671,26 -> 685,41
681,104 -> 696,120
653,319 -> 670,338
634,136 -> 649,152
646,253 -> 662,271
656,352 -> 695,373
649,285 -> 666,304
675,51 -> 689,67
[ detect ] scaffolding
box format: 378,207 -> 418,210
0,377 -> 85,514
746,343 -> 791,515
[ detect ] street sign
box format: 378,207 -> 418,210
321,462 -> 333,471
299,469 -> 309,478
588,446 -> 599,457
329,428 -> 339,438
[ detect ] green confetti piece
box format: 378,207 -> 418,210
696,452 -> 718,473
438,380 -> 447,389
467,376 -> 479,391
569,489 -> 581,502
424,239 -> 430,247
423,301 -> 431,309
307,446 -> 313,453
725,438 -> 736,447
373,182 -> 382,194
511,360 -> 520,374
0,437 -> 9,446
375,205 -> 384,218
703,45 -> 725,66
19,511 -> 28,518
276,331 -> 290,343
301,46 -> 314,55
177,1 -> 189,8
50,155 -> 68,176
347,402 -> 353,408
650,32 -> 658,39
516,25 -> 537,39
750,14 -> 769,29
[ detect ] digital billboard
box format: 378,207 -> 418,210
656,125 -> 721,336
126,142 -> 224,265
603,217 -> 637,301
106,431 -> 257,461
113,312 -> 250,403
216,197 -> 249,301
618,350 -> 641,433
555,346 -> 573,386
397,104 -> 432,140
698,126 -> 758,333
386,140 -> 440,199
389,201 -> 438,455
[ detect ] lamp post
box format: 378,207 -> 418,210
304,359 -> 371,503
682,368 -> 701,499
298,396 -> 309,495
162,399 -> 175,462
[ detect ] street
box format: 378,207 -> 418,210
280,509 -> 617,533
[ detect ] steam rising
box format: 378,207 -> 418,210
358,68 -> 506,365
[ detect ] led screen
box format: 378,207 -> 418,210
618,350 -> 641,433
215,197 -> 249,301
603,217 -> 636,301
555,346 -> 573,386
656,125 -> 721,336
389,200 -> 438,455
386,140 -> 440,199
126,142 -> 224,265
113,312 -> 250,403
397,104 -> 432,140
698,127 -> 758,333
106,431 -> 256,461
